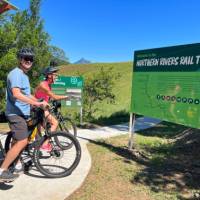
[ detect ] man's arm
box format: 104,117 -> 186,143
12,88 -> 47,107
29,94 -> 38,101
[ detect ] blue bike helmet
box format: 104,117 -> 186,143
42,66 -> 59,76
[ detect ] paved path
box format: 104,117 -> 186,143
0,117 -> 161,200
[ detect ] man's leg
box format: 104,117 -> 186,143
1,138 -> 28,170
0,115 -> 29,181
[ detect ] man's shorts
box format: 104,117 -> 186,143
6,115 -> 29,140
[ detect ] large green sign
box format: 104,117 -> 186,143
52,76 -> 83,107
131,43 -> 200,129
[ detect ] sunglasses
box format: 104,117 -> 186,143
23,56 -> 34,62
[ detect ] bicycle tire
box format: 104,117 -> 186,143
33,131 -> 81,178
55,117 -> 77,150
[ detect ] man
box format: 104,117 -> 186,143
0,47 -> 48,182
34,66 -> 69,151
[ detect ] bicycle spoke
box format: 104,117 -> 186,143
34,132 -> 81,178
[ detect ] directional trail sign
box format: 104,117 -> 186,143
52,76 -> 83,108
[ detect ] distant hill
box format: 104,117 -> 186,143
74,58 -> 91,64
59,61 -> 132,119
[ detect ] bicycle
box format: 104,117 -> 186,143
50,100 -> 77,136
2,106 -> 81,178
49,100 -> 77,149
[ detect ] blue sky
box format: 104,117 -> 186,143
10,0 -> 200,63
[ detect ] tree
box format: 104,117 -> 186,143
0,0 -> 69,110
49,45 -> 69,66
0,0 -> 51,109
0,15 -> 18,110
12,0 -> 51,87
83,67 -> 120,120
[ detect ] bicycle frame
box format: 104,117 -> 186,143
50,100 -> 72,125
49,100 -> 66,126
54,111 -> 66,126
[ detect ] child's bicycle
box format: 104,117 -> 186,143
0,106 -> 81,179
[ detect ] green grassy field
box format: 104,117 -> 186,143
59,62 -> 133,121
67,122 -> 200,200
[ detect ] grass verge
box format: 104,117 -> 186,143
66,122 -> 200,200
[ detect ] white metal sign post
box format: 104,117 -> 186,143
128,113 -> 136,150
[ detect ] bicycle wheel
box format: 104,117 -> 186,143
33,131 -> 81,178
55,117 -> 77,149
